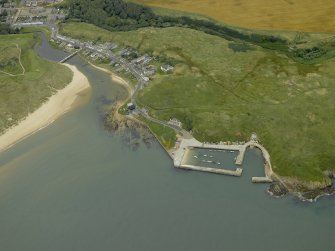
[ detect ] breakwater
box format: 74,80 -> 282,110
173,137 -> 273,182
0,31 -> 334,251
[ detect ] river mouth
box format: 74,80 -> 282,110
34,32 -> 70,62
0,31 -> 334,251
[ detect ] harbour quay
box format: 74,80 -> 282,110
172,135 -> 273,183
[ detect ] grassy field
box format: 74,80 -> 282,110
60,22 -> 335,184
0,44 -> 24,76
0,33 -> 72,134
132,0 -> 335,33
139,117 -> 177,150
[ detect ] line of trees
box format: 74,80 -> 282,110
0,10 -> 7,23
0,23 -> 19,34
0,0 -> 8,6
64,0 -> 288,49
0,23 -> 20,35
63,0 -> 334,62
0,0 -> 15,34
293,46 -> 327,61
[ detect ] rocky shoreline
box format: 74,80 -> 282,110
267,182 -> 289,197
105,104 -> 335,202
105,102 -> 335,202
297,186 -> 335,202
92,61 -> 335,203
268,173 -> 335,201
89,62 -> 156,150
103,101 -> 155,150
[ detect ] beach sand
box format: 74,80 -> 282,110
0,63 -> 91,153
88,62 -> 132,96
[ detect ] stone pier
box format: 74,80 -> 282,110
180,164 -> 243,176
172,136 -> 273,182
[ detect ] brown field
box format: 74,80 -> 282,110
133,0 -> 335,32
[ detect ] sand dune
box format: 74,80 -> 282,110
0,64 -> 90,153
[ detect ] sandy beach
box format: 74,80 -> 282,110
88,62 -> 133,97
0,63 -> 90,153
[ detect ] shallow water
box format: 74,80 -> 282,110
0,33 -> 334,251
184,148 -> 240,171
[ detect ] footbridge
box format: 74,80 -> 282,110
59,49 -> 81,63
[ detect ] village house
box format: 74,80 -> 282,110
168,118 -> 182,128
127,103 -> 136,111
161,64 -> 174,73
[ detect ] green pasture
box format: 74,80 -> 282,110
0,33 -> 72,134
60,22 -> 335,183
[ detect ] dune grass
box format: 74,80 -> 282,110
0,44 -> 24,75
132,0 -> 335,33
0,33 -> 72,134
60,22 -> 335,183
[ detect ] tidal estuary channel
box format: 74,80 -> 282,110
0,33 -> 334,251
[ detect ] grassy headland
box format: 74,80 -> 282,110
60,22 -> 335,185
0,33 -> 72,134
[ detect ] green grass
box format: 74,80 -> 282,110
0,33 -> 73,134
139,117 -> 177,150
21,26 -> 52,38
118,99 -> 130,115
60,22 -> 335,184
0,45 -> 23,75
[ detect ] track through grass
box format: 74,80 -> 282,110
0,44 -> 25,76
60,22 -> 335,184
0,33 -> 72,134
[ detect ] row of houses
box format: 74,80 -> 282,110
54,31 -> 174,97
131,54 -> 153,65
25,0 -> 58,7
1,2 -> 16,8
25,1 -> 38,7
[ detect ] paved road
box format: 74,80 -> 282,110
49,23 -> 187,137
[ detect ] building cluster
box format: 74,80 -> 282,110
25,0 -> 59,7
161,64 -> 174,73
1,1 -> 16,8
168,118 -> 182,128
5,1 -> 65,26
0,1 -> 16,20
54,32 -> 174,89
25,1 -> 38,7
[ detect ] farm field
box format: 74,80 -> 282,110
60,22 -> 335,186
132,0 -> 335,32
0,33 -> 72,134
